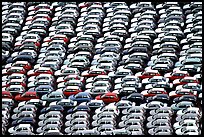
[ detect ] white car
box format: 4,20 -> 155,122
92,117 -> 116,127
36,124 -> 61,134
27,74 -> 54,83
13,104 -> 37,113
54,67 -> 80,76
173,119 -> 199,130
176,107 -> 202,117
86,75 -> 110,84
140,101 -> 168,110
121,113 -> 145,121
84,87 -> 109,96
38,118 -> 62,127
115,100 -> 135,109
92,111 -> 117,121
8,124 -> 33,134
85,81 -> 111,89
95,103 -> 119,116
39,111 -> 63,120
66,111 -> 90,121
122,106 -> 145,115
27,79 -> 53,88
175,126 -> 201,135
65,118 -> 89,127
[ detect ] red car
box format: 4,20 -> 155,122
135,69 -> 161,79
141,88 -> 168,97
164,70 -> 189,81
81,69 -> 107,78
14,91 -> 39,101
2,91 -> 13,99
95,92 -> 120,103
63,86 -> 82,97
27,67 -> 53,76
173,77 -> 200,86
44,34 -> 69,43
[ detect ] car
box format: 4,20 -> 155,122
164,70 -> 190,81
3,61 -> 32,70
69,129 -> 100,135
39,111 -> 63,120
118,118 -> 143,128
173,119 -> 199,130
109,69 -> 133,79
8,124 -> 34,134
121,93 -> 144,105
2,85 -> 26,95
36,124 -> 62,134
176,107 -> 201,117
56,75 -> 85,84
115,100 -> 135,110
17,99 -> 46,107
41,91 -> 65,102
66,111 -> 90,121
149,107 -> 173,116
27,67 -> 54,76
95,92 -> 120,103
2,67 -> 27,75
175,126 -> 201,135
135,69 -> 161,79
176,83 -> 202,94
169,89 -> 197,98
38,117 -> 63,127
11,117 -> 36,127
92,111 -> 117,121
54,67 -> 80,77
148,126 -> 173,135
49,99 -> 77,108
141,76 -> 169,86
146,94 -> 170,104
141,88 -> 168,97
173,95 -> 197,104
171,101 -> 195,112
146,119 -> 171,129
40,105 -> 64,114
147,113 -> 172,122
28,74 -> 54,83
140,101 -> 168,111
175,113 -> 201,122
94,103 -> 120,116
121,106 -> 145,115
92,117 -> 116,127
68,92 -> 92,103
14,92 -> 39,101
172,77 -> 200,86
57,79 -> 84,89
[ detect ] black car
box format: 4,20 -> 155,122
146,94 -> 170,104
6,55 -> 35,64
121,93 -> 144,105
67,105 -> 91,114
